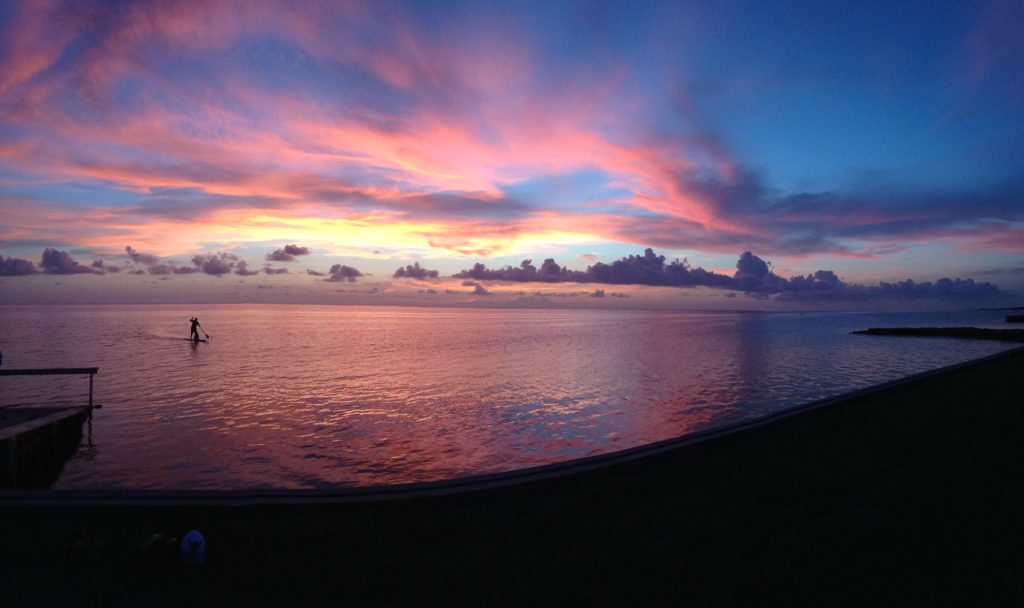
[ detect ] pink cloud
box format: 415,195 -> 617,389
0,0 -> 1018,272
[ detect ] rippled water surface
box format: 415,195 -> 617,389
0,304 -> 1015,489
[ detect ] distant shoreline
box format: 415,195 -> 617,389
852,326 -> 1024,341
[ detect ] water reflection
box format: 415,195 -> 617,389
0,304 -> 1014,489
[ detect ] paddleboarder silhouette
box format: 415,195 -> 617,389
190,317 -> 202,342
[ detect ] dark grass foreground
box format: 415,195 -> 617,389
3,349 -> 1024,606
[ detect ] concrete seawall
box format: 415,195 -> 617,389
0,407 -> 89,488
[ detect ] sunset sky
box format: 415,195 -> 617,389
1,0 -> 1022,309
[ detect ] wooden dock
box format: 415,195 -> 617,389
0,368 -> 98,488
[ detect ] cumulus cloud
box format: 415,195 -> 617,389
234,260 -> 258,276
266,244 -> 310,262
777,275 -> 1006,302
325,264 -> 362,282
0,255 -> 37,275
40,249 -> 94,274
393,262 -> 439,279
457,249 -> 731,287
192,252 -> 239,276
90,259 -> 122,273
456,258 -> 580,283
461,280 -> 489,295
122,246 -> 202,275
125,245 -> 160,266
306,268 -> 325,276
263,265 -> 289,274
733,251 -> 784,292
456,248 -> 1010,302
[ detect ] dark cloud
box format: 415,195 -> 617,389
192,252 -> 239,276
0,255 -> 38,276
325,264 -> 362,282
733,251 -> 786,292
234,260 -> 258,276
461,280 -> 489,295
590,289 -> 605,297
456,249 -> 735,288
128,269 -> 146,275
306,268 -> 325,276
145,263 -> 197,275
91,259 -> 122,273
125,246 -> 160,266
456,258 -> 581,283
147,264 -> 172,275
456,248 -> 1010,303
393,262 -> 439,279
266,244 -> 310,262
40,248 -> 94,274
263,265 -> 289,274
776,275 -> 1006,302
119,246 -> 198,275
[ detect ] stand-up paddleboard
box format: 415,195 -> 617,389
184,338 -> 208,343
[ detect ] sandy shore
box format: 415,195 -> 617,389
2,346 -> 1023,606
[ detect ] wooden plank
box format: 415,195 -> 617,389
0,368 -> 98,376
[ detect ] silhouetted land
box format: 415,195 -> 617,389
853,326 -> 1024,341
2,348 -> 1023,606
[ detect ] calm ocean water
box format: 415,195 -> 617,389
0,304 -> 1016,490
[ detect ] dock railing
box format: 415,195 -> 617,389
0,368 -> 100,410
